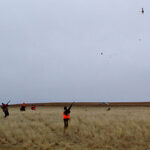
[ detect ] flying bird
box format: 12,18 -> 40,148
141,8 -> 144,14
97,49 -> 103,55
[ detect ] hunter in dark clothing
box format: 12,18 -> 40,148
20,102 -> 26,111
107,107 -> 111,111
1,103 -> 9,118
63,103 -> 72,129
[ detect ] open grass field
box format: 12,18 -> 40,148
0,106 -> 150,150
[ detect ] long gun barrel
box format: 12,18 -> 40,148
68,102 -> 75,110
7,100 -> 11,105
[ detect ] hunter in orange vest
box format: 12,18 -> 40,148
63,103 -> 73,129
31,104 -> 36,110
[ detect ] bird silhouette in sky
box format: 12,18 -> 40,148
141,8 -> 144,14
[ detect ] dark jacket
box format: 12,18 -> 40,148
64,104 -> 72,116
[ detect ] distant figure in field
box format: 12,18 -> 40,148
1,102 -> 9,118
63,103 -> 73,130
107,107 -> 111,111
20,102 -> 26,111
31,104 -> 36,110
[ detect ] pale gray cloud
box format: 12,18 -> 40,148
0,0 -> 150,103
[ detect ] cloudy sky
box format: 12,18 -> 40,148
0,0 -> 150,104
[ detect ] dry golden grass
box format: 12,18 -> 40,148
0,106 -> 150,150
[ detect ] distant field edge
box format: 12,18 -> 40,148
9,102 -> 150,107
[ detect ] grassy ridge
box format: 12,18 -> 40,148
0,106 -> 150,150
9,102 -> 150,107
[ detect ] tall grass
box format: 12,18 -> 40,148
0,106 -> 150,150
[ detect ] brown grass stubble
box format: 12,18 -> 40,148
0,106 -> 150,150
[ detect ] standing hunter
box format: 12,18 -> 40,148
20,102 -> 26,111
1,101 -> 10,118
63,103 -> 73,130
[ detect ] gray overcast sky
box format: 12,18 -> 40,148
0,0 -> 150,104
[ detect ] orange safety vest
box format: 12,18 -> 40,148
63,112 -> 70,119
